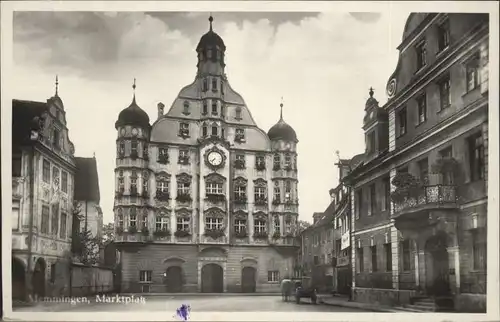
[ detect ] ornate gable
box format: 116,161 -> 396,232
254,178 -> 267,187
176,172 -> 192,183
156,171 -> 171,181
205,173 -> 226,183
233,176 -> 247,186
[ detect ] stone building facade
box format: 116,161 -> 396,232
343,13 -> 489,312
11,86 -> 77,300
113,16 -> 300,293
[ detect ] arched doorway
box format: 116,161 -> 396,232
201,263 -> 223,293
12,257 -> 26,301
241,267 -> 256,293
32,257 -> 46,298
424,232 -> 450,296
165,266 -> 183,293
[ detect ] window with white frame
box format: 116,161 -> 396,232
179,123 -> 189,136
285,181 -> 292,202
284,154 -> 292,168
177,182 -> 191,195
117,213 -> 124,229
205,217 -> 223,230
234,219 -> 246,233
466,53 -> 480,92
139,270 -> 152,283
155,216 -> 169,231
129,209 -> 137,227
273,216 -> 280,232
179,149 -> 190,163
235,128 -> 245,141
254,186 -> 266,200
273,154 -> 280,168
130,173 -> 138,194
234,185 -> 246,199
273,183 -> 281,202
268,270 -> 280,282
131,139 -> 138,156
254,219 -> 266,233
206,182 -> 223,195
157,180 -> 169,193
142,172 -> 149,193
177,217 -> 190,231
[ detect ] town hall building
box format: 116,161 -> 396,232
113,16 -> 300,293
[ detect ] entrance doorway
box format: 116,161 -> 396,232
337,268 -> 352,295
201,263 -> 223,293
32,257 -> 46,298
424,232 -> 450,296
165,266 -> 183,292
12,257 -> 26,301
241,267 -> 256,293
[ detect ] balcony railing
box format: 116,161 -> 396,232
393,185 -> 458,215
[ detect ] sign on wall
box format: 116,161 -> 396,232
341,232 -> 350,250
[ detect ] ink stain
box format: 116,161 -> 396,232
175,304 -> 191,321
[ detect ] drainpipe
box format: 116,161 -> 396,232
26,144 -> 35,301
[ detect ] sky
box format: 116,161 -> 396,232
11,10 -> 409,224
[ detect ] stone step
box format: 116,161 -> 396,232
412,301 -> 437,308
415,298 -> 435,303
394,306 -> 425,312
404,304 -> 436,312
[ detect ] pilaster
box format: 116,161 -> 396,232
389,168 -> 399,289
447,246 -> 460,293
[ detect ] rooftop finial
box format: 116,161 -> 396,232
55,75 -> 59,96
132,78 -> 137,102
335,150 -> 341,163
369,87 -> 374,98
209,14 -> 213,31
280,97 -> 284,120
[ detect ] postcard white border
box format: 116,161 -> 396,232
2,1 -> 499,321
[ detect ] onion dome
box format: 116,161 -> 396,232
267,101 -> 298,142
115,79 -> 150,129
196,15 -> 226,51
365,87 -> 379,110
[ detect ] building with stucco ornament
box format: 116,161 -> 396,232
113,16 -> 300,293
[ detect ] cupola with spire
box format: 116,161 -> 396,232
362,87 -> 388,161
115,79 -> 150,129
196,14 -> 226,73
267,100 -> 298,143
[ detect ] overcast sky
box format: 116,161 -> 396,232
12,10 -> 409,224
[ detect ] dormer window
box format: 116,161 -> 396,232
437,20 -> 450,52
397,107 -> 407,137
52,129 -> 60,149
416,41 -> 427,70
465,53 -> 480,92
183,101 -> 190,115
203,78 -> 208,92
202,101 -> 208,115
158,147 -> 169,164
417,94 -> 427,125
202,123 -> 208,137
235,154 -> 246,169
366,131 -> 375,154
178,149 -> 190,165
212,78 -> 218,92
439,75 -> 451,109
235,128 -> 245,142
235,107 -> 242,120
211,101 -> 218,115
131,139 -> 138,159
273,154 -> 281,170
179,123 -> 190,137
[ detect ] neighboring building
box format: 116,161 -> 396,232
331,157 -> 362,295
343,13 -> 489,312
74,156 -> 103,239
113,16 -> 300,293
11,83 -> 77,300
300,212 -> 334,293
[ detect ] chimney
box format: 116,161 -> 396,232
329,188 -> 336,203
312,212 -> 323,224
157,102 -> 165,119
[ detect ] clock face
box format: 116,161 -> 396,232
132,128 -> 138,136
207,151 -> 223,166
120,128 -> 126,136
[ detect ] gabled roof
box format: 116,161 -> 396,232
74,157 -> 100,203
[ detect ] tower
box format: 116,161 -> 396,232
114,79 -> 151,240
267,100 -> 299,240
362,87 -> 388,163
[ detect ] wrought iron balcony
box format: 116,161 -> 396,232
392,184 -> 458,217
